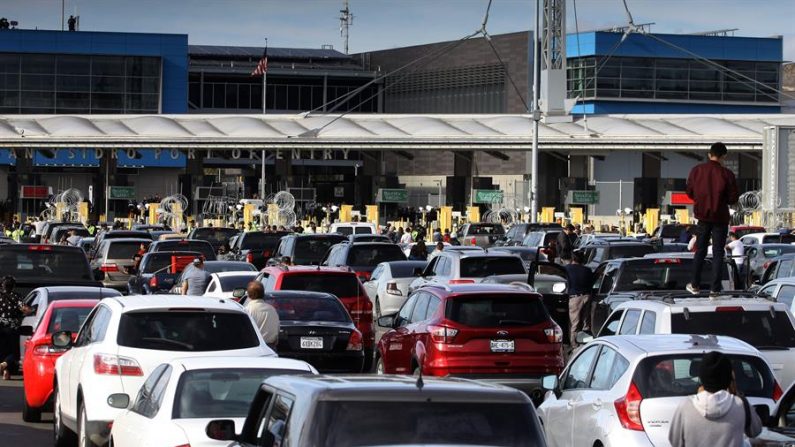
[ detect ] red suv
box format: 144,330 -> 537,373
259,266 -> 374,371
376,284 -> 564,401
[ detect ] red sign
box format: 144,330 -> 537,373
20,186 -> 50,199
670,192 -> 695,206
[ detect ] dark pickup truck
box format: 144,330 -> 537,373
127,251 -> 201,295
229,231 -> 290,269
0,244 -> 103,295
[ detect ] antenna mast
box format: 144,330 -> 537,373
339,0 -> 353,54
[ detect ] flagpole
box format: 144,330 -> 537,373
262,38 -> 268,114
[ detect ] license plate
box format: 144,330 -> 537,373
300,337 -> 323,349
490,339 -> 515,353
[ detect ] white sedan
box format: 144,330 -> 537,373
202,271 -> 260,300
362,260 -> 427,318
110,356 -> 317,447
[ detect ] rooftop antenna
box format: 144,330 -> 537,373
339,0 -> 353,54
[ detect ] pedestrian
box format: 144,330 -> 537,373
181,258 -> 211,296
557,225 -> 576,264
430,241 -> 445,259
726,232 -> 745,276
409,241 -> 427,261
400,227 -> 413,244
668,350 -> 761,447
33,217 -> 46,240
66,229 -> 82,246
0,276 -> 22,380
544,239 -> 558,262
68,15 -> 76,31
449,231 -> 461,246
564,251 -> 593,348
686,142 -> 739,296
280,256 -> 293,266
443,229 -> 451,243
216,243 -> 233,261
244,281 -> 280,350
432,228 -> 442,243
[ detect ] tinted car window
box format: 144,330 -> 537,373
639,310 -> 656,334
152,241 -> 216,259
239,233 -> 283,250
218,274 -> 257,291
293,236 -> 347,265
389,262 -> 427,277
191,228 -> 239,245
347,245 -> 406,266
459,257 -> 526,277
265,296 -> 350,322
608,245 -> 655,260
564,345 -> 599,389
107,241 -> 150,259
117,311 -> 260,351
48,306 -> 93,334
465,224 -> 505,236
0,247 -> 92,281
671,311 -> 795,348
615,259 -> 725,291
764,235 -> 795,244
763,246 -> 795,258
446,294 -> 549,327
142,252 -> 199,274
279,274 -> 360,298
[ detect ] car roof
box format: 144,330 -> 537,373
263,374 -> 529,402
104,238 -> 152,244
262,290 -> 337,300
263,266 -> 354,275
170,355 -> 314,372
47,299 -> 100,308
38,286 -> 122,297
619,297 -> 785,309
381,260 -> 428,267
597,334 -> 759,356
211,271 -> 259,278
106,294 -> 244,312
442,250 -> 519,259
744,233 -> 786,238
422,283 -> 536,296
289,233 -> 344,239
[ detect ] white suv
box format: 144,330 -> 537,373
588,293 -> 795,390
52,295 -> 274,447
538,334 -> 780,447
408,250 -> 527,293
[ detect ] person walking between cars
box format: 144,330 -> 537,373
244,281 -> 280,350
669,351 -> 761,447
686,142 -> 739,297
0,276 -> 22,380
726,232 -> 745,278
557,224 -> 576,264
564,251 -> 593,349
181,258 -> 210,296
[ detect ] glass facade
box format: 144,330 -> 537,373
0,53 -> 161,114
567,56 -> 780,104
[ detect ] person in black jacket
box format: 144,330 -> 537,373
557,225 -> 577,264
0,276 -> 22,379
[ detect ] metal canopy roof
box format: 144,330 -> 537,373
0,113 -> 792,151
188,45 -> 350,60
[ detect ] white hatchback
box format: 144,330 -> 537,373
538,334 -> 779,447
52,295 -> 274,447
202,271 -> 259,300
110,356 -> 316,447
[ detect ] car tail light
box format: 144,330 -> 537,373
429,325 -> 459,343
93,353 -> 143,376
386,281 -> 402,295
100,263 -> 119,272
346,330 -> 363,351
544,325 -> 563,343
355,271 -> 371,281
470,238 -> 477,245
614,381 -> 644,431
448,279 -> 475,285
348,298 -> 373,320
715,306 -> 743,312
33,343 -> 68,356
28,245 -> 52,251
774,380 -> 783,401
148,276 -> 158,289
246,253 -> 254,264
654,258 -> 681,264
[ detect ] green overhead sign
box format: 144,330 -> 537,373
377,188 -> 409,203
569,190 -> 600,205
109,186 -> 136,200
474,189 -> 504,204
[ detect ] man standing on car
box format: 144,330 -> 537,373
244,281 -> 280,350
557,224 -> 576,264
565,251 -> 593,349
686,142 -> 739,296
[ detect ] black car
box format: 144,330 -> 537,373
127,250 -> 202,294
187,227 -> 240,250
0,244 -> 104,295
147,239 -> 217,260
490,246 -> 548,269
577,241 -> 656,270
347,234 -> 392,243
321,242 -> 407,281
229,231 -> 290,269
167,260 -> 257,294
90,230 -> 154,259
272,233 -> 348,266
260,291 -> 365,373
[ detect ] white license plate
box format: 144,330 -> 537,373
300,337 -> 323,349
490,339 -> 515,353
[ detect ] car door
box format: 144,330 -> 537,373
67,305 -> 112,418
61,305 -> 99,418
407,292 -> 431,369
541,344 -> 600,447
382,294 -> 418,374
256,393 -> 294,447
114,364 -> 170,445
364,264 -> 383,299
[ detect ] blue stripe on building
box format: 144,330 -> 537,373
116,149 -> 187,168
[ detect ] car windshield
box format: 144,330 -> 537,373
671,311 -> 795,349
218,274 -> 258,291
763,246 -> 795,258
608,245 -> 655,259
117,311 -> 260,351
204,262 -> 257,273
48,307 -> 93,334
389,262 -> 428,278
347,245 -> 406,266
294,237 -> 347,265
240,233 -> 283,250
0,248 -> 92,280
446,294 -> 549,327
312,401 -> 539,447
634,354 -> 774,399
265,296 -> 350,322
173,368 -> 305,419
466,224 -> 505,236
142,253 -> 198,274
107,241 -> 149,259
615,259 -> 725,291
154,241 -> 215,259
191,228 -> 239,244
280,274 -> 361,298
460,257 -> 526,277
763,234 -> 795,244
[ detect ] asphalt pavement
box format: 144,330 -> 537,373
0,375 -> 52,446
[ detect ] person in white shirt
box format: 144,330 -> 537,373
400,227 -> 413,244
725,232 -> 745,274
244,281 -> 280,349
429,242 -> 445,260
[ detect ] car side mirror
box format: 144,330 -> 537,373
377,314 -> 396,328
93,269 -> 105,281
107,393 -> 130,409
18,325 -> 33,336
575,331 -> 593,345
205,419 -> 236,441
542,374 -> 561,399
51,330 -> 73,349
754,404 -> 771,426
232,288 -> 246,299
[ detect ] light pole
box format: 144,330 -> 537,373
529,0 -> 541,223
434,179 -> 442,208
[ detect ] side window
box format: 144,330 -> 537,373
423,257 -> 438,277
778,260 -> 794,279
23,292 -> 38,315
261,395 -> 293,446
600,266 -> 619,294
619,309 -> 642,335
90,306 -> 113,343
409,293 -> 431,323
639,310 -> 656,334
435,257 -> 451,277
131,364 -> 168,417
263,274 -> 276,291
147,366 -> 172,418
757,284 -> 777,299
762,261 -> 778,284
74,307 -> 100,347
426,295 -> 441,320
371,265 -> 384,281
598,310 -> 624,337
589,347 -> 629,390
777,285 -> 795,309
207,280 -> 216,293
592,265 -> 607,293
397,294 -> 418,326
563,345 -> 600,390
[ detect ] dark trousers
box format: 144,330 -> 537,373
0,326 -> 18,369
692,221 -> 728,292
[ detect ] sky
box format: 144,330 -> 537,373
1,0 -> 793,60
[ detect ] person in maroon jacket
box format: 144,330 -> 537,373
685,142 -> 739,296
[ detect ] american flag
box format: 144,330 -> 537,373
251,47 -> 268,76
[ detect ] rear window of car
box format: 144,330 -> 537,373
389,262 -> 427,278
117,311 -> 260,351
660,226 -> 685,239
191,228 -> 239,244
153,241 -> 215,259
763,247 -> 795,258
334,226 -> 373,235
633,353 -> 774,399
218,274 -> 257,291
763,234 -> 795,244
204,262 -> 257,273
347,245 -> 406,266
0,247 -> 92,281
294,236 -> 347,265
240,233 -> 283,250
265,296 -> 350,322
460,257 -> 526,277
312,401 -> 540,447
173,368 -> 305,419
54,228 -> 90,241
48,306 -> 93,334
107,241 -> 150,259
143,252 -> 199,274
446,294 -> 549,327
671,311 -> 795,348
608,245 -> 655,260
279,274 -> 361,298
615,259 -> 726,291
465,224 -> 505,236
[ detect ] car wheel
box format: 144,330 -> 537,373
375,356 -> 385,375
22,397 -> 41,423
53,382 -> 76,447
78,401 -> 95,447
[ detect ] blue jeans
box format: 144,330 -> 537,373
692,222 -> 728,292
